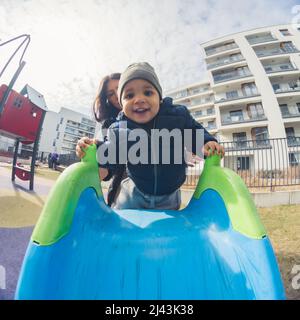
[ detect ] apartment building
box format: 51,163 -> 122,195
38,107 -> 99,156
167,24 -> 300,169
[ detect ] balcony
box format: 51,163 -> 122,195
213,69 -> 252,84
221,114 -> 267,126
255,47 -> 299,58
273,84 -> 300,94
192,110 -> 216,118
215,92 -> 260,104
247,35 -> 277,45
205,124 -> 217,130
264,64 -> 297,74
207,55 -> 244,70
205,43 -> 238,56
281,109 -> 300,118
287,136 -> 300,146
224,139 -> 271,151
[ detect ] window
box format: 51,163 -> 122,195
285,127 -> 295,137
192,110 -> 202,117
13,98 -> 23,108
229,110 -> 243,122
289,152 -> 300,166
207,108 -> 213,115
286,127 -> 297,146
297,103 -> 300,113
242,83 -> 258,96
272,83 -> 280,92
237,157 -> 250,170
226,90 -> 238,99
207,121 -> 215,129
52,140 -> 56,147
280,41 -> 297,53
264,66 -> 273,72
280,29 -> 292,36
233,132 -> 247,148
56,132 -> 60,139
251,127 -> 269,146
279,104 -> 289,116
247,103 -> 264,119
60,117 -> 64,124
56,124 -> 59,131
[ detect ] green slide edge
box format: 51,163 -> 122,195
193,154 -> 266,239
32,144 -> 102,245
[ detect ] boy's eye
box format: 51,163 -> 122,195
144,90 -> 153,96
124,92 -> 134,99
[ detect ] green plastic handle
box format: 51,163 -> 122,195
32,144 -> 102,245
194,154 -> 266,239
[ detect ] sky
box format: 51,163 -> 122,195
0,0 -> 299,115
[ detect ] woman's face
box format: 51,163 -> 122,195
106,79 -> 121,110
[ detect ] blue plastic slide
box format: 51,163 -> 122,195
15,145 -> 285,299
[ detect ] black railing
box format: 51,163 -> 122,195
57,153 -> 79,166
184,138 -> 300,189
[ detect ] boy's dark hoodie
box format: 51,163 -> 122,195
99,97 -> 217,196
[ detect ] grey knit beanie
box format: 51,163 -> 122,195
118,62 -> 162,104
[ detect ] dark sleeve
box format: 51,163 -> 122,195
183,107 -> 217,155
96,125 -> 131,177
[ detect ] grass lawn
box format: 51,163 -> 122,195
259,205 -> 300,300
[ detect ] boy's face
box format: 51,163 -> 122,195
121,79 -> 160,124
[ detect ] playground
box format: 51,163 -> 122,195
0,33 -> 299,301
0,156 -> 299,300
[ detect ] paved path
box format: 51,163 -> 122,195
0,226 -> 33,300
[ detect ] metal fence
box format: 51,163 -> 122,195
57,153 -> 79,166
184,137 -> 300,189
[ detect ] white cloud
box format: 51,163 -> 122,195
0,0 -> 297,115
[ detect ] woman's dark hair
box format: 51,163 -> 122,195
93,73 -> 121,123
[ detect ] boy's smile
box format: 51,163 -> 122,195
121,79 -> 160,124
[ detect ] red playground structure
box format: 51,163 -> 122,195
0,34 -> 47,190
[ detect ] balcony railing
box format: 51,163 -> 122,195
273,85 -> 300,94
213,70 -> 252,84
247,35 -> 277,45
287,136 -> 300,146
192,110 -> 216,118
264,64 -> 297,73
207,55 -> 244,70
281,109 -> 300,118
205,43 -> 238,56
215,92 -> 259,103
221,114 -> 267,125
205,124 -> 217,130
256,47 -> 299,58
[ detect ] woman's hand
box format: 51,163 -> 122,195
76,137 -> 98,159
203,141 -> 225,158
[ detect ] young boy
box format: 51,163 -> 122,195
98,62 -> 224,210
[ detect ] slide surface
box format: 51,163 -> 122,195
15,146 -> 285,299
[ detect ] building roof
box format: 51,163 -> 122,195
20,84 -> 48,111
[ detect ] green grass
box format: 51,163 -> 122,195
259,205 -> 300,300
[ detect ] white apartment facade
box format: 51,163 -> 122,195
39,107 -> 99,156
167,24 -> 300,169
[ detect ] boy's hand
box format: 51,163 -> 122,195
203,141 -> 225,158
76,137 -> 98,159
